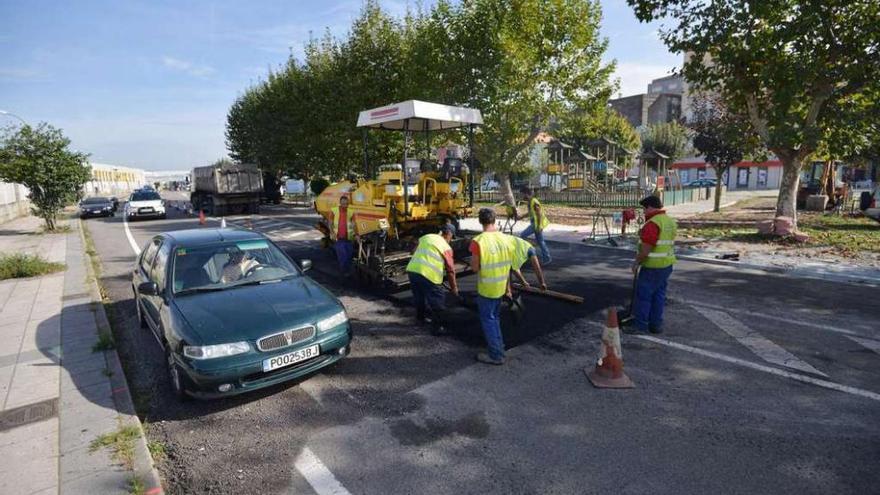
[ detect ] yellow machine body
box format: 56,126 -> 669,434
315,167 -> 472,240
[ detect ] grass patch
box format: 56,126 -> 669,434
681,212 -> 879,255
0,253 -> 66,280
90,424 -> 141,469
92,331 -> 115,352
38,224 -> 72,234
127,475 -> 146,495
147,440 -> 167,462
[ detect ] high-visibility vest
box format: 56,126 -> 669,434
474,231 -> 514,299
529,197 -> 549,230
511,236 -> 533,270
406,234 -> 451,285
640,213 -> 677,269
331,206 -> 354,241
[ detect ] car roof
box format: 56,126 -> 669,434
84,196 -> 110,201
159,228 -> 267,247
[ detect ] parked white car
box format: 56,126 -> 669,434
125,190 -> 166,220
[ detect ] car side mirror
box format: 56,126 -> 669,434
138,281 -> 159,296
298,259 -> 312,272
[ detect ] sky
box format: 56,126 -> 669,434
0,0 -> 679,171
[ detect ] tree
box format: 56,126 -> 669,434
640,121 -> 689,162
688,95 -> 764,211
0,124 -> 91,231
627,0 -> 880,229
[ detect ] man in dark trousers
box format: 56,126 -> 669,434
330,195 -> 354,275
405,224 -> 459,335
631,195 -> 677,334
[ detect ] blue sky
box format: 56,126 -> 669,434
0,0 -> 678,170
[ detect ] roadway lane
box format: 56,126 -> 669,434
82,195 -> 880,494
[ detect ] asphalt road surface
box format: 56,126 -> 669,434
82,191 -> 880,495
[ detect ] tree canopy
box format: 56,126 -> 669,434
627,0 -> 880,226
640,121 -> 689,164
0,123 -> 92,230
225,0 -> 617,204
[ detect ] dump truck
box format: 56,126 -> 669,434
315,100 -> 482,287
190,162 -> 263,216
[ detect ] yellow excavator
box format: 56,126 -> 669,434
315,100 -> 482,287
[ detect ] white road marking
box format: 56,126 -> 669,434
689,300 -> 872,339
847,336 -> 880,355
299,380 -> 324,406
694,306 -> 828,377
122,214 -> 142,256
634,334 -> 880,402
294,447 -> 352,495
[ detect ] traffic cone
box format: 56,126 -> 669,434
198,209 -> 206,226
220,217 -> 227,228
585,307 -> 634,388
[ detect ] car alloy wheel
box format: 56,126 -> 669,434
166,349 -> 189,401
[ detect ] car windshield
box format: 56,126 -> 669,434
172,239 -> 300,295
131,192 -> 161,201
83,197 -> 109,204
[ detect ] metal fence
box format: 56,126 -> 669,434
475,185 -> 717,208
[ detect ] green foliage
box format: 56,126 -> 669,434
0,252 -> 65,280
90,424 -> 141,469
559,107 -> 641,159
640,121 -> 689,164
92,331 -> 115,352
225,0 -> 615,204
310,177 -> 330,196
627,0 -> 880,222
0,123 -> 92,230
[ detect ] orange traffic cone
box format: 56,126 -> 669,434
585,307 -> 634,388
198,209 -> 206,226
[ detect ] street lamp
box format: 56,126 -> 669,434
0,110 -> 27,126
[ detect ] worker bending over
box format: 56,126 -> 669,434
470,208 -> 516,365
519,187 -> 551,265
330,195 -> 355,276
405,224 -> 459,335
510,236 -> 547,291
631,195 -> 677,334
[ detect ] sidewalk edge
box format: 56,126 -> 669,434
78,219 -> 165,494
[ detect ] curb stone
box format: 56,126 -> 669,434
78,219 -> 165,494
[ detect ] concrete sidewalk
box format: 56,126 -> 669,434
0,215 -> 161,494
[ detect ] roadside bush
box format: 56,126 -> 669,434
0,253 -> 65,280
310,177 -> 330,196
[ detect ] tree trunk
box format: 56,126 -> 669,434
713,173 -> 723,213
820,160 -> 835,199
775,155 -> 802,227
499,173 -> 516,207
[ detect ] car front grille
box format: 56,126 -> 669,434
257,325 -> 316,352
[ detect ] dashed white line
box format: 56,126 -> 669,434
294,447 -> 352,495
122,214 -> 142,256
634,334 -> 880,402
693,306 -> 828,377
688,301 -> 872,339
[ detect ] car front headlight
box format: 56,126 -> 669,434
183,341 -> 250,359
316,310 -> 347,332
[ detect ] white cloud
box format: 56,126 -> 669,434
611,61 -> 678,98
161,56 -> 216,77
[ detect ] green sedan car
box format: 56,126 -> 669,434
132,228 -> 351,399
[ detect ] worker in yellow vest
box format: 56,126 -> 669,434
519,187 -> 551,264
469,208 -> 516,365
510,236 -> 547,291
630,195 -> 677,334
330,195 -> 355,275
406,224 -> 459,335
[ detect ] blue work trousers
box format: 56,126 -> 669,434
477,296 -> 505,360
408,272 -> 446,328
333,239 -> 353,274
633,265 -> 673,333
520,224 -> 551,264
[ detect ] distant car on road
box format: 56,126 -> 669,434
132,228 -> 351,399
687,178 -> 717,188
125,190 -> 166,220
79,197 -> 115,218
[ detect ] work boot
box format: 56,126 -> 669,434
476,352 -> 505,365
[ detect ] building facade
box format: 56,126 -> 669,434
609,74 -> 684,129
671,157 -> 783,191
85,163 -> 146,197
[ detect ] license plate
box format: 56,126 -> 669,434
262,344 -> 320,372
139,207 -> 154,213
